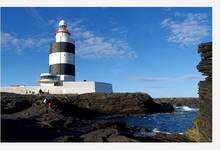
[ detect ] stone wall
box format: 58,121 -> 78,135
187,42 -> 212,142
0,81 -> 113,95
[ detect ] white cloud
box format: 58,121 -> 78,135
161,13 -> 210,46
2,19 -> 136,59
129,74 -> 204,82
68,20 -> 137,59
1,32 -> 52,53
24,8 -> 53,28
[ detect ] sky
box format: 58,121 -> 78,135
1,7 -> 212,97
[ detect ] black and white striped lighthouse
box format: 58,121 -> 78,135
49,20 -> 75,82
38,20 -> 113,93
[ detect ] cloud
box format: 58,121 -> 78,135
68,20 -> 137,59
2,18 -> 136,59
161,13 -> 210,46
129,75 -> 204,82
175,75 -> 204,80
1,32 -> 52,53
24,8 -> 53,28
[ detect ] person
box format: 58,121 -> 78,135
43,98 -> 53,112
47,99 -> 52,109
43,98 -> 47,104
39,89 -> 43,94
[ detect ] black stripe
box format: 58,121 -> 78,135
50,42 -> 75,54
49,64 -> 75,76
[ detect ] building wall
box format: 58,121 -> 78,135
59,75 -> 75,81
63,81 -> 95,94
95,82 -> 113,93
40,82 -> 55,87
1,86 -> 40,95
62,81 -> 113,94
1,81 -> 113,95
40,86 -> 63,94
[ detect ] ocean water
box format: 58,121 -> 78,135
98,106 -> 198,134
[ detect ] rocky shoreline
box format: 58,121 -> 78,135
154,98 -> 199,108
1,92 -> 194,142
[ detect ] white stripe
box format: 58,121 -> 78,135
56,32 -> 73,43
59,75 -> 75,81
49,52 -> 75,65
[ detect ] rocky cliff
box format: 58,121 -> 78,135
55,93 -> 175,115
1,92 -> 177,142
186,42 -> 212,142
154,97 -> 199,108
1,92 -> 174,117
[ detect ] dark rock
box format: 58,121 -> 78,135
133,133 -> 192,142
57,93 -> 175,115
140,101 -> 174,114
1,98 -> 31,114
1,92 -> 175,117
154,97 -> 199,108
80,125 -> 138,142
1,92 -> 176,142
107,135 -> 138,142
1,119 -> 59,142
186,42 -> 212,142
80,125 -> 119,142
53,136 -> 83,142
128,126 -> 151,133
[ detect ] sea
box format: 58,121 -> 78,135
97,106 -> 198,135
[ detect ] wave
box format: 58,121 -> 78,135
152,128 -> 160,133
152,128 -> 171,134
135,128 -> 185,137
175,106 -> 199,112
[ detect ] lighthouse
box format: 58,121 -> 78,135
36,20 -> 113,94
49,20 -> 75,82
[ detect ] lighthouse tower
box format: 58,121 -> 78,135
37,20 -> 112,94
49,20 -> 75,82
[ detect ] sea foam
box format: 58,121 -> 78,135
175,106 -> 199,112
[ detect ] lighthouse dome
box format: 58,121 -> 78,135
58,20 -> 67,27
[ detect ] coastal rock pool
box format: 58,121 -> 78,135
97,106 -> 198,134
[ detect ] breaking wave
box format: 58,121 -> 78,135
175,106 -> 199,112
135,128 -> 172,137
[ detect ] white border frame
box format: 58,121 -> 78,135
1,1 -> 220,150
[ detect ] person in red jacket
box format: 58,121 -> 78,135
43,98 -> 52,112
47,99 -> 52,109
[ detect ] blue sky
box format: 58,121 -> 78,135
1,7 -> 212,97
